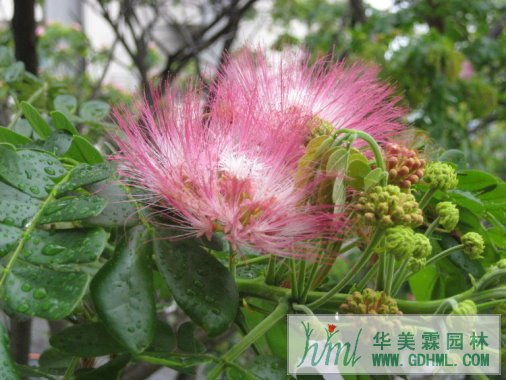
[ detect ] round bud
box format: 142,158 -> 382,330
423,162 -> 458,191
412,233 -> 432,258
461,232 -> 485,260
436,202 -> 460,231
451,300 -> 478,315
382,226 -> 416,260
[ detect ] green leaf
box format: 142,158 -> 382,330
39,195 -> 107,224
0,128 -> 31,145
2,228 -> 107,319
439,149 -> 467,169
53,95 -> 77,115
50,322 -> 126,357
75,354 -> 131,380
91,225 -> 156,353
65,136 -> 104,164
50,111 -> 78,135
0,322 -> 20,380
0,146 -> 66,199
457,170 -> 499,192
448,190 -> 484,214
364,168 -> 385,191
177,321 -> 205,353
326,148 -> 348,208
79,100 -> 110,121
20,102 -> 52,139
4,62 -> 25,83
40,131 -> 73,156
58,163 -> 113,195
148,320 -> 176,353
83,182 -> 139,228
409,265 -> 438,301
154,234 -> 239,336
0,181 -> 41,227
135,352 -> 212,372
227,355 -> 286,380
39,347 -> 73,373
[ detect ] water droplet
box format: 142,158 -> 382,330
33,288 -> 47,299
42,244 -> 65,256
211,308 -> 220,315
21,283 -> 31,292
29,186 -> 40,195
44,167 -> 56,175
185,289 -> 196,296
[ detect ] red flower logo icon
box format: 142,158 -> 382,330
327,324 -> 336,333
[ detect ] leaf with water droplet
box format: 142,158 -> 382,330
0,146 -> 66,199
227,355 -> 286,380
154,231 -> 239,337
176,322 -> 205,353
57,162 -> 113,195
91,225 -> 155,353
50,322 -> 125,357
39,195 -> 107,224
0,322 -> 20,379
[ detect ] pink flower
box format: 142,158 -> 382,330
459,60 -> 475,80
113,88 -> 341,259
211,49 -> 406,144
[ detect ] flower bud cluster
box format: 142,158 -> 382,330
340,288 -> 401,314
355,185 -> 423,227
382,226 -> 416,260
451,300 -> 477,315
461,232 -> 485,260
423,162 -> 458,191
308,117 -> 335,139
408,233 -> 432,272
384,143 -> 425,189
436,202 -> 459,231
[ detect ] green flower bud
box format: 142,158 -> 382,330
436,202 -> 459,231
340,288 -> 402,315
423,162 -> 458,191
461,232 -> 485,260
451,300 -> 477,315
412,233 -> 432,258
356,185 -> 423,227
495,259 -> 506,269
382,226 -> 416,260
408,257 -> 426,272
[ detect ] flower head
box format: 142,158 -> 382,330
212,49 -> 406,144
461,232 -> 485,259
113,88 -> 340,259
436,201 -> 459,231
423,162 -> 458,191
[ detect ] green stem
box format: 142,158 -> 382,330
425,216 -> 440,237
229,250 -> 237,280
434,298 -> 458,314
292,303 -> 314,315
476,268 -> 506,290
300,261 -> 319,303
62,357 -> 79,380
391,259 -> 410,296
376,253 -> 386,290
236,255 -> 270,268
307,228 -> 384,309
207,299 -> 289,380
476,299 -> 505,310
425,244 -> 463,267
265,255 -> 276,284
0,169 -> 73,291
7,82 -> 48,130
356,262 -> 378,291
384,255 -> 396,295
419,188 -> 437,210
333,129 -> 387,185
297,259 -> 307,301
290,259 -> 299,300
